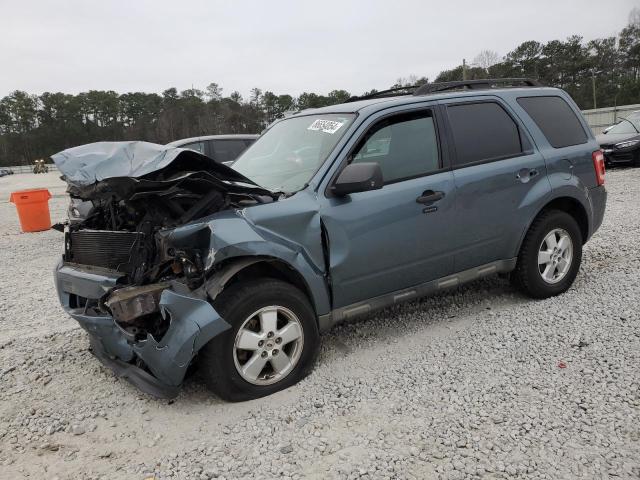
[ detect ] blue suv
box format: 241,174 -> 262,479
53,79 -> 607,401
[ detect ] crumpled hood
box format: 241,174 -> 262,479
51,141 -> 257,188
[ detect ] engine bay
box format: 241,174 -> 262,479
53,141 -> 277,341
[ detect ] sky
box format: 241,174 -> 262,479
0,0 -> 637,99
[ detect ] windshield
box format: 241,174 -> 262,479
232,113 -> 355,192
607,118 -> 639,135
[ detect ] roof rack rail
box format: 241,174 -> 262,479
344,78 -> 542,104
345,85 -> 419,103
414,78 -> 541,95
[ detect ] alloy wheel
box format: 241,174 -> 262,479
233,306 -> 304,386
538,228 -> 573,284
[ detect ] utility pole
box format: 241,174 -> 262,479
591,70 -> 597,110
614,84 -> 621,122
462,58 -> 467,81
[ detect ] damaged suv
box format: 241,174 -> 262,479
54,79 -> 607,401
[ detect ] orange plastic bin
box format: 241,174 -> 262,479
9,189 -> 52,232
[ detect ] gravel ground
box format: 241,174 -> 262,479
0,169 -> 638,480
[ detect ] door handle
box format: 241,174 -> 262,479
416,190 -> 445,205
516,168 -> 539,183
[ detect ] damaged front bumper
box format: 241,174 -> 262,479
55,260 -> 230,399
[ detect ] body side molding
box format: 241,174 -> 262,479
318,258 -> 516,331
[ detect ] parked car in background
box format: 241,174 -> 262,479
601,111 -> 640,134
167,134 -> 258,165
53,79 -> 606,401
0,168 -> 14,177
597,116 -> 640,167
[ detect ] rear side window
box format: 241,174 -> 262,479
447,102 -> 523,167
352,110 -> 440,183
517,96 -> 588,148
210,139 -> 250,163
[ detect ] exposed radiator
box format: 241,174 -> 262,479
65,230 -> 146,273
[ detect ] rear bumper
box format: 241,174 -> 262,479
589,185 -> 607,239
54,260 -> 230,398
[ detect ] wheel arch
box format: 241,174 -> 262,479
205,256 -> 319,316
519,196 -> 589,254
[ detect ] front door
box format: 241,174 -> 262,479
320,106 -> 457,308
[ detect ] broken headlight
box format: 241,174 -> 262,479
614,139 -> 640,149
170,251 -> 204,286
68,197 -> 94,223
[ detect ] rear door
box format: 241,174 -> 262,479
441,97 -> 551,271
319,104 -> 457,308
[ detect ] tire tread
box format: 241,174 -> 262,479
511,209 -> 582,299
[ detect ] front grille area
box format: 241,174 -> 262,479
610,152 -> 634,162
66,230 -> 145,273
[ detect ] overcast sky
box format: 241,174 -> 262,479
0,0 -> 637,99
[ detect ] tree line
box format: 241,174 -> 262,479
1,11 -> 640,167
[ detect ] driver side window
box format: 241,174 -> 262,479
352,110 -> 440,184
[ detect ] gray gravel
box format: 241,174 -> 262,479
0,169 -> 639,480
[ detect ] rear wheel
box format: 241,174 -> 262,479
199,278 -> 319,401
511,210 -> 582,299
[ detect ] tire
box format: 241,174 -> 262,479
511,210 -> 582,299
199,278 -> 319,401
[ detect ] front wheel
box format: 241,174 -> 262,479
511,210 -> 582,299
199,278 -> 319,401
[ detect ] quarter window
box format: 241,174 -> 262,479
447,102 -> 523,167
180,141 -> 205,154
517,96 -> 588,148
352,110 -> 440,183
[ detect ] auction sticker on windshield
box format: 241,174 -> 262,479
308,119 -> 345,134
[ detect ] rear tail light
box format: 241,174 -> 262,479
592,150 -> 605,186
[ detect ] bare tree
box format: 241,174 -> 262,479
206,83 -> 223,101
630,7 -> 640,26
473,50 -> 500,70
250,87 -> 263,106
392,75 -> 429,88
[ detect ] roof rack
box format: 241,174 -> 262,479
344,85 -> 419,103
413,78 -> 541,95
345,78 -> 542,103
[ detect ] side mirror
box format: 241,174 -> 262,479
331,162 -> 383,196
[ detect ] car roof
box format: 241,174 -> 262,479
293,86 -> 564,117
167,134 -> 259,146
